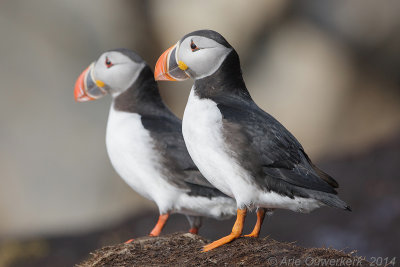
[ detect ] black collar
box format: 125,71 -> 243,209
193,51 -> 251,102
113,66 -> 167,116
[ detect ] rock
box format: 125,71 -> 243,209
78,233 -> 369,266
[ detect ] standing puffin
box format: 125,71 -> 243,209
154,30 -> 350,251
74,48 -> 236,240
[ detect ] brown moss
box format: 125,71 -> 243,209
78,233 -> 369,267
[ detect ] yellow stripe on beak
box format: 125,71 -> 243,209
178,60 -> 188,71
95,80 -> 105,88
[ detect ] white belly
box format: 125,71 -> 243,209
106,105 -> 182,213
182,88 -> 258,207
182,88 -> 322,212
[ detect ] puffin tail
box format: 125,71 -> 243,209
307,190 -> 351,211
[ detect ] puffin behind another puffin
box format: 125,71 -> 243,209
154,30 -> 351,251
74,48 -> 236,240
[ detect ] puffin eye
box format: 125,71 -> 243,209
190,41 -> 199,52
105,57 -> 113,68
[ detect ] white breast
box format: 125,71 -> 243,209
182,88 -> 322,212
182,88 -> 258,207
105,105 -> 182,213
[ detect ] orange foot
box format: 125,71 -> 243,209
203,233 -> 241,252
244,232 -> 258,238
149,213 -> 169,237
203,208 -> 247,252
189,227 -> 199,235
124,239 -> 134,244
244,208 -> 266,238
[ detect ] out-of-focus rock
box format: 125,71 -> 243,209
301,0 -> 400,48
150,0 -> 289,117
150,0 -> 288,53
0,0 -> 155,238
333,77 -> 400,154
300,1 -> 400,85
247,21 -> 354,157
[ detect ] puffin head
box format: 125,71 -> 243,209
154,30 -> 234,81
74,49 -> 146,102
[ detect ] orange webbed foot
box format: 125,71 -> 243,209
202,208 -> 247,252
149,213 -> 169,237
203,233 -> 240,252
243,232 -> 259,238
189,227 -> 199,235
124,239 -> 134,244
243,208 -> 266,238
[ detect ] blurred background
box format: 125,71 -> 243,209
1,0 -> 399,266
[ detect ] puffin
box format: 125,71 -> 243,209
154,30 -> 351,251
74,48 -> 236,241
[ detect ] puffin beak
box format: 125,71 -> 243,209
74,63 -> 108,102
154,43 -> 189,81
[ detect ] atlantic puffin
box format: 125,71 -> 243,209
154,30 -> 350,251
74,48 -> 236,240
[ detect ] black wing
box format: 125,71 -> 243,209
141,113 -> 194,171
214,95 -> 339,196
141,111 -> 228,198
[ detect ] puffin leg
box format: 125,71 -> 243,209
149,213 -> 170,236
244,208 -> 266,238
186,215 -> 202,235
203,208 -> 247,252
189,227 -> 199,234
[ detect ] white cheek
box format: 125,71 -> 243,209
178,38 -> 231,79
94,62 -> 145,97
110,63 -> 145,95
185,48 -> 230,79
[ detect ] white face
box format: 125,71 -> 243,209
176,36 -> 232,79
93,51 -> 145,97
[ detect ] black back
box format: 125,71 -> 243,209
193,50 -> 340,199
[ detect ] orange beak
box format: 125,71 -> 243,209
74,63 -> 107,102
74,65 -> 94,102
154,43 -> 189,82
155,45 -> 176,81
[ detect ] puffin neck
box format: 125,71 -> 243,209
193,51 -> 251,100
113,66 -> 167,115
